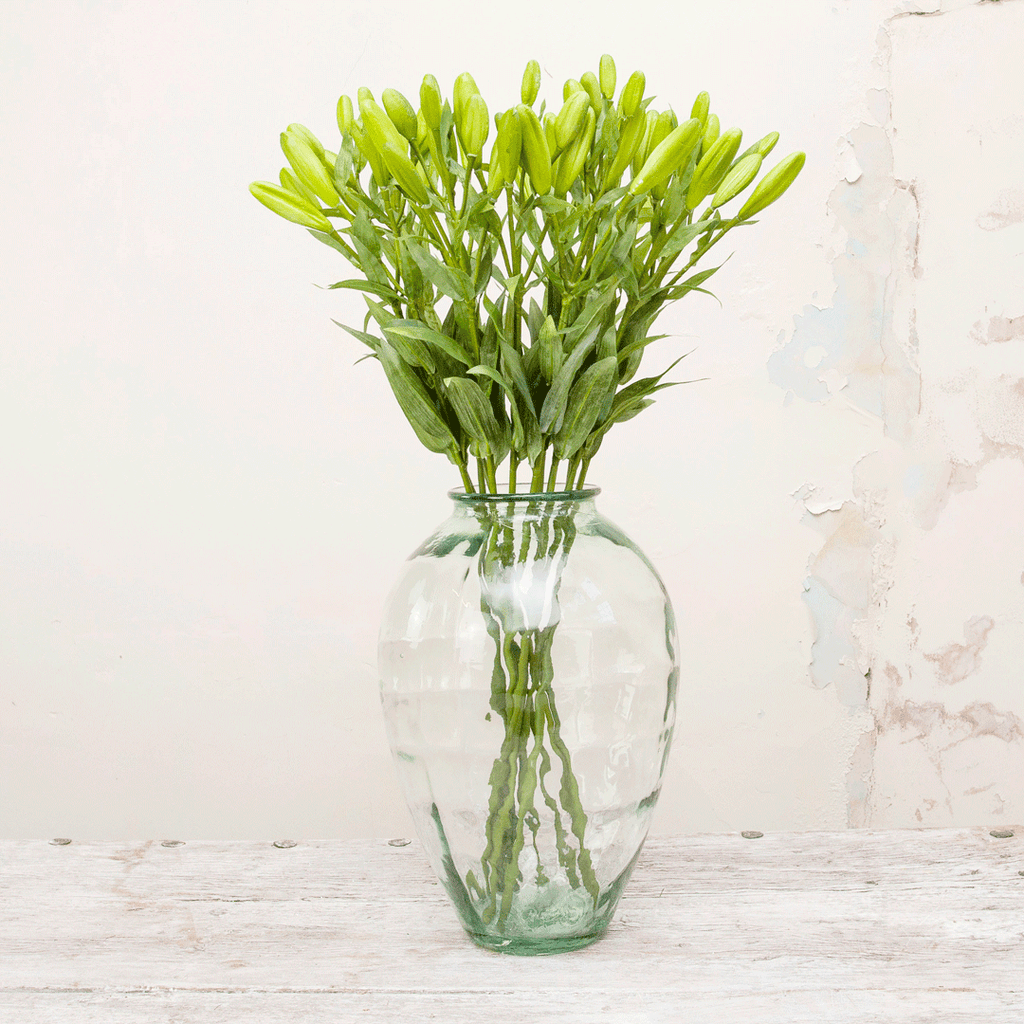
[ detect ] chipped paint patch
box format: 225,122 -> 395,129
970,314 -> 1024,345
871,694 -> 1024,825
976,187 -> 1024,231
923,615 -> 995,684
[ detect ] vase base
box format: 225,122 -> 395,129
465,928 -> 607,956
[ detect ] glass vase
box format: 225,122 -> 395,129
378,487 -> 679,955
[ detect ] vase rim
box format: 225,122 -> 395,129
449,486 -> 601,504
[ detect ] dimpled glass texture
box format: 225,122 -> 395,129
378,488 -> 679,954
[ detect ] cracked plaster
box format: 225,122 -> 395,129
781,0 -> 1024,828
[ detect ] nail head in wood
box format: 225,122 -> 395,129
160,840 -> 184,847
49,838 -> 72,846
273,839 -> 297,849
741,830 -> 764,839
388,838 -> 411,847
990,830 -> 1014,839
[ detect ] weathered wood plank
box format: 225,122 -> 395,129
1,828 -> 1022,1023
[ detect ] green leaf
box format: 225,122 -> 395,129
466,364 -> 524,449
473,238 -> 495,296
657,219 -> 716,263
325,278 -> 401,300
333,319 -> 381,352
378,341 -> 458,454
561,282 -> 619,346
554,356 -> 618,461
443,375 -> 506,455
381,324 -> 435,373
616,331 -> 671,365
363,295 -> 397,329
383,319 -> 473,367
308,229 -> 351,258
349,207 -> 382,258
332,146 -> 354,191
405,239 -> 474,302
666,264 -> 721,298
498,341 -> 536,417
609,396 -> 654,424
539,329 -> 598,434
527,298 -> 545,343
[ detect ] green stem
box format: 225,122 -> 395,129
546,457 -> 560,493
458,460 -> 476,494
564,456 -> 580,491
531,450 -> 547,493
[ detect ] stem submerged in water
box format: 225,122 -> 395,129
476,500 -> 596,931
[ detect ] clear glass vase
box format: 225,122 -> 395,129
378,487 -> 679,955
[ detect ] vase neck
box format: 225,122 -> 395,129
449,487 -> 600,523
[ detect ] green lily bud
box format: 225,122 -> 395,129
543,112 -> 557,155
701,113 -> 720,155
286,123 -> 325,160
538,315 -> 563,384
487,151 -> 506,196
632,109 -> 659,177
738,131 -> 780,162
521,59 -> 541,106
563,78 -> 583,101
459,92 -> 489,157
710,152 -> 762,208
580,71 -> 602,112
359,95 -> 405,154
629,117 -> 702,196
554,107 -> 595,196
555,90 -> 590,150
652,109 -> 677,148
453,71 -> 479,125
737,151 -> 805,219
357,87 -> 375,108
382,88 -> 418,142
280,129 -> 340,206
619,70 -> 645,118
382,143 -> 429,205
415,109 -> 430,148
336,95 -> 354,135
350,121 -> 390,186
419,74 -> 443,131
690,90 -> 710,128
517,103 -> 552,194
602,110 -> 646,190
249,181 -> 332,232
599,54 -> 616,100
496,108 -> 523,182
279,166 -> 319,207
649,110 -> 678,200
687,126 -> 742,209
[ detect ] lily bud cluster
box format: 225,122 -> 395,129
249,54 -> 805,496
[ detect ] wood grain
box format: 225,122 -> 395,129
2,828 -> 1022,1022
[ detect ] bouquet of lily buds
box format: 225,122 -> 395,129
251,54 -> 803,497
252,55 -> 803,945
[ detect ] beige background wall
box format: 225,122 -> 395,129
2,0 -> 1022,839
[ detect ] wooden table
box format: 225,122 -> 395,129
2,827 -> 1022,1022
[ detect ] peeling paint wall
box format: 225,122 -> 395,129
1,1 -> 1021,839
794,0 -> 1024,828
860,0 -> 1024,826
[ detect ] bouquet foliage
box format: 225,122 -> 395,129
251,54 -> 803,495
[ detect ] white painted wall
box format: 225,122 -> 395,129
2,0 -> 1021,840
